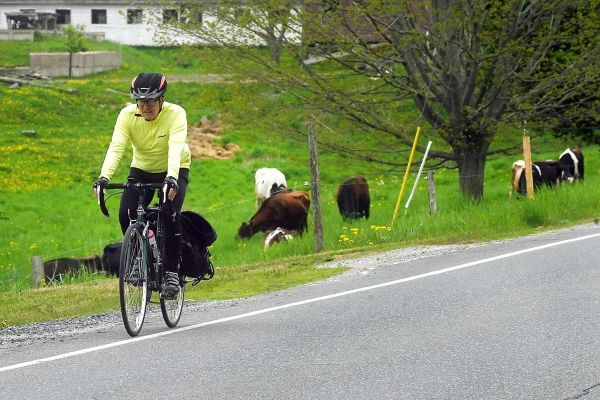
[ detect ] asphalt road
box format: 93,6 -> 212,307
2,224 -> 600,400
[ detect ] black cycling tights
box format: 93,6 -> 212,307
118,167 -> 189,273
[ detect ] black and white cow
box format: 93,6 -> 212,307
510,159 -> 563,198
558,148 -> 584,183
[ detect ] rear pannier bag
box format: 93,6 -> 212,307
180,211 -> 217,281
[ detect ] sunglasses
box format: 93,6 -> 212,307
136,99 -> 159,107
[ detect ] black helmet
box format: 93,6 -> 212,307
130,72 -> 167,99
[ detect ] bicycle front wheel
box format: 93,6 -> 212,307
160,277 -> 184,328
119,223 -> 148,337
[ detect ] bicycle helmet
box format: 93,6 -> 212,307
130,72 -> 167,100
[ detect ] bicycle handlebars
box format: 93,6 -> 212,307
98,181 -> 168,218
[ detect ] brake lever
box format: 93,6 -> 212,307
98,188 -> 110,217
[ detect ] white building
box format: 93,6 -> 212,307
0,0 -> 209,46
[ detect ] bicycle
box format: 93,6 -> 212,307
98,179 -> 184,337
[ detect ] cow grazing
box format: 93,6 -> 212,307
238,191 -> 310,239
559,148 -> 584,183
336,176 -> 370,220
263,227 -> 297,249
102,242 -> 122,276
510,159 -> 562,198
43,242 -> 125,282
255,167 -> 287,209
44,255 -> 102,283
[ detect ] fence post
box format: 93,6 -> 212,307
404,140 -> 433,214
308,120 -> 324,252
31,255 -> 44,286
427,170 -> 438,214
522,128 -> 534,198
392,126 -> 421,225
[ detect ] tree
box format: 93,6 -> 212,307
162,0 -> 600,201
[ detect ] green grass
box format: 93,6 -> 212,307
1,35 -> 599,327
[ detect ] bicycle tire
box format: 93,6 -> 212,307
119,223 -> 149,337
160,276 -> 184,328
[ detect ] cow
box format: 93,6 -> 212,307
43,255 -> 102,283
255,167 -> 287,209
43,241 -> 124,282
336,176 -> 370,220
558,148 -> 584,183
238,191 -> 310,239
263,227 -> 297,249
102,242 -> 122,276
509,159 -> 562,198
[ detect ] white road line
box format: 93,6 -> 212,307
2,231 -> 599,373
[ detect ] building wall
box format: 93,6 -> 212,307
0,2 -> 298,46
0,2 -> 178,45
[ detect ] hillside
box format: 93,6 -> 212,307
1,36 -> 599,322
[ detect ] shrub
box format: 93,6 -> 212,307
63,24 -> 87,53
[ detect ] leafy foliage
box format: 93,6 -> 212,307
161,0 -> 600,201
62,24 -> 88,53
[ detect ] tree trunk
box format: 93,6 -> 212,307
455,142 -> 489,202
267,38 -> 281,65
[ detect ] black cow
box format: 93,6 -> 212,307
559,148 -> 584,182
102,242 -> 122,276
336,176 -> 370,220
43,256 -> 103,283
238,191 -> 310,239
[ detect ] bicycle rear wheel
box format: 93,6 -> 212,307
160,276 -> 184,328
119,223 -> 148,337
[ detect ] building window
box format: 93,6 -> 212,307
180,7 -> 203,25
56,9 -> 71,24
163,9 -> 178,23
91,9 -> 107,24
127,9 -> 143,24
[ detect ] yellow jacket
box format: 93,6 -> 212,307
100,102 -> 191,180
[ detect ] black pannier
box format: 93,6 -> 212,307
180,211 -> 217,282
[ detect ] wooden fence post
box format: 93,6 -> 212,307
427,170 -> 437,214
522,135 -> 534,198
308,120 -> 324,252
31,255 -> 44,286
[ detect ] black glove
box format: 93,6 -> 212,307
163,176 -> 179,192
93,177 -> 109,193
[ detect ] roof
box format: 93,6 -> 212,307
0,0 -> 157,5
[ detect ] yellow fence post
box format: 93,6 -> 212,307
392,126 -> 421,225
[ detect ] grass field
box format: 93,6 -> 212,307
1,34 -> 599,326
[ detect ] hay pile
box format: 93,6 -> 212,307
187,117 -> 239,160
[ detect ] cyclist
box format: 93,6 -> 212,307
93,72 -> 191,299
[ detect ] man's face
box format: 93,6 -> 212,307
136,98 -> 163,121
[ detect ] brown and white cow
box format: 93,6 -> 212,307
336,176 -> 370,220
238,191 -> 310,239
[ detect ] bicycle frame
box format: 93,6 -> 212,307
100,180 -> 168,292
